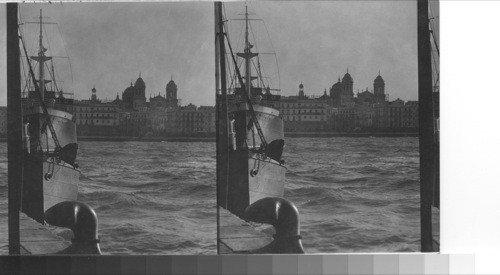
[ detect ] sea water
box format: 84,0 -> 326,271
0,137 -> 421,254
284,137 -> 420,252
0,141 -> 217,255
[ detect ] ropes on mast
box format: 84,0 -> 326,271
224,26 -> 268,148
20,32 -> 63,153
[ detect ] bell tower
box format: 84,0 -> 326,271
299,82 -> 304,98
91,85 -> 97,101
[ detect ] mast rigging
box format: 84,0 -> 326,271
224,19 -> 268,148
19,10 -> 62,153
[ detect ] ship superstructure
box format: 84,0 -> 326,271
217,4 -> 286,217
19,9 -> 80,224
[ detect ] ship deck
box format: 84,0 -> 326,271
218,207 -> 273,254
0,213 -> 71,254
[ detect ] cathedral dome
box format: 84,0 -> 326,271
122,82 -> 137,101
123,83 -> 136,98
132,73 -> 146,100
342,72 -> 353,83
332,78 -> 342,89
135,75 -> 145,89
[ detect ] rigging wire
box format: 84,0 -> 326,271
428,9 -> 439,92
224,19 -> 268,147
263,21 -> 281,92
57,22 -> 74,96
248,22 -> 267,89
222,5 -> 237,92
43,23 -> 62,94
19,33 -> 63,152
247,14 -> 273,90
18,12 -> 31,97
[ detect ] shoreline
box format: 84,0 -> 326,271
0,132 -> 418,142
78,136 -> 215,142
284,132 -> 418,138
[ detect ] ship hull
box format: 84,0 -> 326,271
248,155 -> 285,203
219,104 -> 286,217
42,162 -> 79,211
21,108 -> 79,223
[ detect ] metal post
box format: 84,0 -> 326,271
7,2 -> 22,255
215,1 -> 229,254
215,1 -> 229,208
214,1 -> 220,255
417,0 -> 435,252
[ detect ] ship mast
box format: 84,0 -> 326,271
37,10 -> 45,100
31,9 -> 52,101
229,5 -> 267,148
244,5 -> 251,98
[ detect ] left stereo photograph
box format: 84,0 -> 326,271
0,2 -> 216,255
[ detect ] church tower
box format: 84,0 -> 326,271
374,71 -> 386,103
91,85 -> 97,102
341,68 -> 354,95
166,75 -> 178,108
340,68 -> 354,105
134,72 -> 146,99
299,82 -> 305,98
132,73 -> 147,109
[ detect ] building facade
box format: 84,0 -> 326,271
279,72 -> 418,132
74,87 -> 121,136
69,75 -> 215,137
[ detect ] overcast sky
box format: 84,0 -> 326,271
0,1 -> 419,107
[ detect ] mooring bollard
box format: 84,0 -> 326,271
45,201 -> 102,255
244,197 -> 305,254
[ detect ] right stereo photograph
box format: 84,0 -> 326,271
215,0 -> 439,254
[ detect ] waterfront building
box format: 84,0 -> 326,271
148,76 -> 180,110
373,72 -> 386,103
178,104 -> 215,135
164,107 -> 181,135
370,99 -> 418,131
397,100 -> 419,129
150,93 -> 167,109
149,108 -> 167,133
165,76 -> 179,108
279,70 -> 418,132
71,70 -> 417,137
334,106 -> 356,131
279,83 -> 329,132
354,104 -> 374,130
356,88 -> 375,105
330,69 -> 355,107
148,106 -> 181,135
197,106 -> 216,134
373,103 -> 390,129
130,110 -> 150,136
121,73 -> 147,110
74,86 -> 120,136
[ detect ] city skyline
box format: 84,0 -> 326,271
0,1 -> 418,107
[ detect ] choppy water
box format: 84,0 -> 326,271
0,141 -> 217,255
0,137 -> 421,254
283,137 -> 421,253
